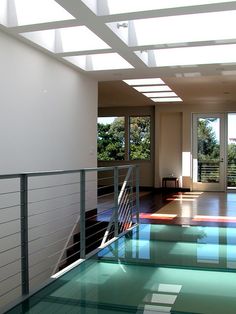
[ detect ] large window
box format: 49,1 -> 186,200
97,115 -> 151,161
97,117 -> 125,161
129,116 -> 151,160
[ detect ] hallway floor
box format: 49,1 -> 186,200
139,191 -> 236,227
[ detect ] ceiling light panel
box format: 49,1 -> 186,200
151,97 -> 183,102
64,53 -> 133,71
20,26 -> 110,53
114,10 -> 236,47
133,85 -> 171,92
1,0 -> 74,27
82,0 -> 234,15
143,92 -> 178,97
149,44 -> 236,67
123,78 -> 165,85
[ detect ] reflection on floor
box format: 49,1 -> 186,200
8,224 -> 236,314
6,191 -> 236,314
139,191 -> 236,227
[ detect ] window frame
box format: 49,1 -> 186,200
97,114 -> 152,162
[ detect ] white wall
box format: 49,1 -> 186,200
0,30 -> 97,174
0,29 -> 98,309
158,112 -> 182,187
155,102 -> 236,189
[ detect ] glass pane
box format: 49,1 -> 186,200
97,117 -> 125,161
227,113 -> 236,188
129,116 -> 151,160
197,118 -> 220,183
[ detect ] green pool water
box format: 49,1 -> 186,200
99,224 -> 236,271
6,224 -> 236,314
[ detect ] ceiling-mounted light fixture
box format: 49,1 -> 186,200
117,22 -> 128,28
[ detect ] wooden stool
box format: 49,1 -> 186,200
162,177 -> 179,188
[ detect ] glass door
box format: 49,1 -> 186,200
227,113 -> 236,189
192,114 -> 225,191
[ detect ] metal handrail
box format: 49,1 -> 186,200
0,164 -> 134,179
0,165 -> 140,313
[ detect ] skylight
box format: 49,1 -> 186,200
133,86 -> 171,92
143,92 -> 178,98
110,10 -> 236,47
123,78 -> 165,85
21,26 -> 110,53
82,0 -> 234,15
149,44 -> 236,67
0,1 -> 7,26
151,97 -> 183,102
1,0 -> 74,27
123,78 -> 182,103
64,53 -> 133,71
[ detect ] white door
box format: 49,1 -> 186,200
192,113 -> 225,191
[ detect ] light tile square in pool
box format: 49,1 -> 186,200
151,293 -> 177,304
143,304 -> 171,313
158,284 -> 182,293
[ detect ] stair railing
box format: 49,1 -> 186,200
0,165 -> 139,313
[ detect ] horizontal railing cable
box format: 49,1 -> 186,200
0,271 -> 21,285
28,211 -> 79,231
0,165 -> 139,312
28,191 -> 80,205
0,257 -> 22,270
0,284 -> 22,299
48,239 -> 81,261
28,181 -> 81,192
0,204 -> 21,211
0,190 -> 21,196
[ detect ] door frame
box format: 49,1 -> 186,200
192,113 -> 226,192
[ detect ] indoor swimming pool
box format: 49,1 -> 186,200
6,224 -> 236,314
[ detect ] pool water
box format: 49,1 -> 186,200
6,224 -> 236,314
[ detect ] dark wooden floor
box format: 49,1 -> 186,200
139,190 -> 236,227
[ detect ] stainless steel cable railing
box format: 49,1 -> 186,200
0,165 -> 139,312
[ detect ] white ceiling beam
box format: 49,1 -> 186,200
55,0 -> 147,69
97,2 -> 236,22
9,19 -> 82,34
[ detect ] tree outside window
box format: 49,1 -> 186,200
129,116 -> 151,160
97,117 -> 125,161
97,116 -> 151,161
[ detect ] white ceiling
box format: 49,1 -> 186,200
1,0 -> 236,106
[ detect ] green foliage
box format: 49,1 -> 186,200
197,119 -> 219,162
228,143 -> 236,164
227,143 -> 236,186
129,117 -> 151,160
97,116 -> 151,161
97,117 -> 125,161
197,118 -> 236,186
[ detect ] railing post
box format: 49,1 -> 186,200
20,174 -> 29,296
114,166 -> 119,237
130,166 -> 134,222
80,170 -> 86,259
135,165 -> 140,224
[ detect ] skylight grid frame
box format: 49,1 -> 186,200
146,44 -> 236,67
81,0 -> 236,16
20,26 -> 111,54
0,0 -> 75,27
107,10 -> 236,48
64,53 -> 134,71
